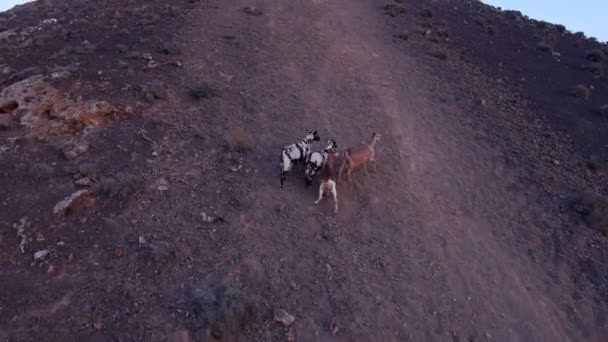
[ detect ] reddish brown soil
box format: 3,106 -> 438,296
1,0 -> 607,341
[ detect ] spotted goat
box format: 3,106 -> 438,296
280,130 -> 321,189
305,139 -> 338,189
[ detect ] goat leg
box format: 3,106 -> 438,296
331,183 -> 338,213
314,184 -> 324,204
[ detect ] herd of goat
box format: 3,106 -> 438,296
280,131 -> 381,213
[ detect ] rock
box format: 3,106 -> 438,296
34,249 -> 49,261
42,18 -> 58,25
81,40 -> 96,52
480,99 -> 487,106
53,189 -> 94,216
273,309 -> 295,326
0,113 -> 13,130
13,217 -> 29,254
0,75 -> 118,136
142,240 -> 175,262
28,163 -> 55,179
62,141 -> 89,160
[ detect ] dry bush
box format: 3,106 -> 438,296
586,49 -> 607,63
226,127 -> 254,153
574,84 -> 591,100
188,82 -> 217,100
419,9 -> 433,18
572,192 -> 608,237
190,284 -> 261,340
431,50 -> 448,60
394,33 -> 408,41
599,104 -> 608,117
384,3 -> 405,17
555,24 -> 566,33
536,41 -> 553,53
583,62 -> 605,77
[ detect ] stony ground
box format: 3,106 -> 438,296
1,0 -> 608,341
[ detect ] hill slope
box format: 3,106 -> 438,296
1,0 -> 607,341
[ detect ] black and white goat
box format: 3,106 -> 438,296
280,131 -> 321,189
305,139 -> 338,189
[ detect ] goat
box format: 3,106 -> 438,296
280,130 -> 320,189
339,132 -> 381,182
304,139 -> 337,189
314,147 -> 339,213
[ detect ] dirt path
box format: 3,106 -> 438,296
155,0 -> 602,340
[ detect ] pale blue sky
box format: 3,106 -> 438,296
482,0 -> 607,41
0,0 -> 606,42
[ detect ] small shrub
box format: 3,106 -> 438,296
505,10 -> 522,21
94,173 -> 142,198
599,104 -> 608,117
583,62 -> 605,76
535,20 -> 549,29
191,284 -> 260,340
419,9 -> 433,18
574,84 -> 591,100
536,41 -> 553,52
586,49 -> 607,63
432,50 -> 448,60
243,6 -> 262,16
572,192 -> 608,237
486,25 -> 496,35
384,3 -> 405,17
226,127 -> 254,153
555,24 -> 566,33
394,33 -> 408,41
188,82 -> 217,100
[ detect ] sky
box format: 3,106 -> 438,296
482,0 -> 607,42
0,0 -> 606,42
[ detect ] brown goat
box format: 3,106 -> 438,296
339,132 -> 381,181
314,148 -> 339,213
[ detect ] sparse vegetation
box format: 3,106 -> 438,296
383,3 -> 405,17
486,25 -> 496,35
536,41 -> 553,53
583,62 -> 605,77
94,173 -> 142,198
599,104 -> 608,117
586,49 -> 607,63
555,24 -> 566,33
226,127 -> 254,153
190,284 -> 261,340
394,33 -> 408,41
419,9 -> 433,18
432,50 -> 448,60
243,6 -> 262,16
188,82 -> 217,100
573,84 -> 591,100
572,192 -> 608,237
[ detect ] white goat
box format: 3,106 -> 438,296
280,131 -> 320,189
305,139 -> 337,189
314,148 -> 339,213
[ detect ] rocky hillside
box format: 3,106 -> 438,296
1,0 -> 607,341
